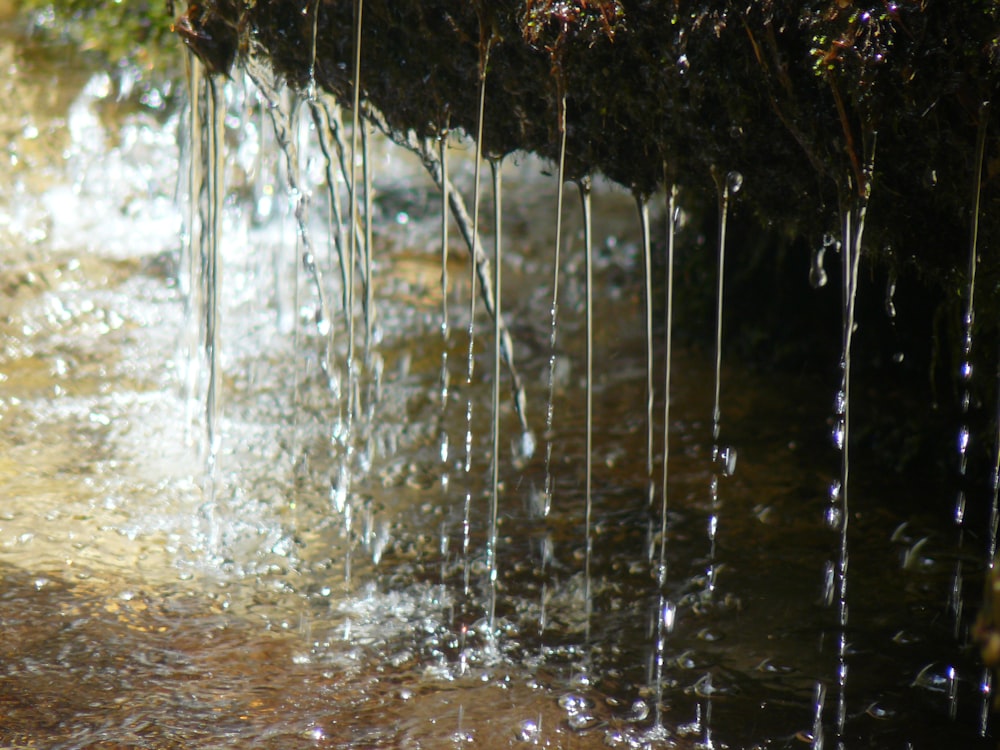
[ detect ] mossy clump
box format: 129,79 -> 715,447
169,2 -> 1000,288
18,0 -> 179,73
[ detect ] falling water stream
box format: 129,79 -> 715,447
1,24 -> 997,749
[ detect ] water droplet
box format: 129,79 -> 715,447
809,245 -> 828,288
832,419 -> 845,450
825,506 -> 842,530
661,600 -> 677,632
885,274 -> 898,319
514,429 -> 536,465
833,388 -> 846,415
958,427 -> 970,455
726,170 -> 743,194
567,712 -> 599,731
822,561 -> 836,606
829,480 -> 842,501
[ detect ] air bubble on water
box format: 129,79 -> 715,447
559,693 -> 592,713
517,718 -> 540,743
567,712 -> 599,731
629,699 -> 650,722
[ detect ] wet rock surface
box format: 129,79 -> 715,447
178,1 -> 1000,282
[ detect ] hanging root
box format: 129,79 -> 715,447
365,110 -> 530,435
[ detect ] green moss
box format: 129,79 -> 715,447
17,0 -> 180,73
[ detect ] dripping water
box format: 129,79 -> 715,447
636,194 -> 655,509
307,102 -> 343,358
438,129 -> 452,584
290,97 -> 335,379
810,681 -> 827,749
202,74 -> 225,546
180,54 -> 204,433
539,94 -> 568,641
832,133 -> 876,741
810,233 -> 834,289
953,102 -> 991,635
542,91 -> 568,523
346,0 -> 364,374
361,117 -> 375,358
659,185 -> 679,579
304,0 -> 320,100
650,181 -> 679,739
706,169 -> 741,600
991,339 -> 1000,566
179,54 -> 224,497
331,0 -> 364,584
311,99 -> 358,316
439,132 -> 451,348
579,176 -> 595,656
988,342 -> 1000,741
486,158 -> 503,650
461,25 -> 491,600
961,101 -> 992,731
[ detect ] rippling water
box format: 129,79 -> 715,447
0,22 -> 993,749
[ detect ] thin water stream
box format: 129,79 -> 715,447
0,26 -> 994,749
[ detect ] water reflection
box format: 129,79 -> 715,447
0,24 -> 994,750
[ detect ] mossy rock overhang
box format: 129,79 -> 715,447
176,2 -> 1000,284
